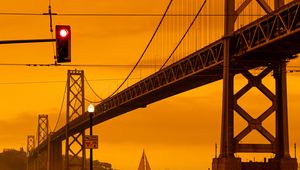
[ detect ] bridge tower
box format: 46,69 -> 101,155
65,70 -> 86,170
38,114 -> 48,146
27,135 -> 35,153
27,135 -> 36,170
37,114 -> 49,170
212,0 -> 298,170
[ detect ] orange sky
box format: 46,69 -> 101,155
0,0 -> 299,169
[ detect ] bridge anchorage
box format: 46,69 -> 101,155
213,0 -> 298,169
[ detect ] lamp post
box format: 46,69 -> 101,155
88,104 -> 95,170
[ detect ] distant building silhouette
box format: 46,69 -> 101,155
138,150 -> 151,170
0,148 -> 26,170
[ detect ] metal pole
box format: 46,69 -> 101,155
47,134 -> 51,170
0,39 -> 55,44
90,112 -> 93,170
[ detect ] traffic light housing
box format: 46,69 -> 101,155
56,25 -> 71,63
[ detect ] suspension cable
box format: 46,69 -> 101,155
84,75 -> 103,103
53,82 -> 67,132
106,0 -> 174,98
160,0 -> 207,70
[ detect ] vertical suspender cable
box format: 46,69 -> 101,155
107,0 -> 174,98
160,0 -> 207,70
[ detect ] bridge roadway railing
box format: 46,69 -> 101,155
31,0 -> 300,157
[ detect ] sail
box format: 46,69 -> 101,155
138,150 -> 151,170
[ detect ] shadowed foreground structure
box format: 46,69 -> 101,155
0,149 -> 26,170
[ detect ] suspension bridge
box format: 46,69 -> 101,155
26,0 -> 300,169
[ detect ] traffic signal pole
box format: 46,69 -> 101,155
90,112 -> 93,170
0,25 -> 71,63
0,38 -> 55,44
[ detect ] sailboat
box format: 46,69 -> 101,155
138,150 -> 151,170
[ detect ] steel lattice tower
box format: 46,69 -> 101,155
65,69 -> 86,170
37,114 -> 48,170
27,135 -> 35,153
212,0 -> 298,169
27,135 -> 35,170
38,115 -> 48,145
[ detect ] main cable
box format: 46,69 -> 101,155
84,75 -> 103,103
106,0 -> 174,98
53,82 -> 67,132
160,0 -> 207,70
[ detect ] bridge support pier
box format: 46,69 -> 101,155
212,157 -> 241,170
37,150 -> 48,170
27,156 -> 37,170
49,139 -> 62,170
268,158 -> 298,170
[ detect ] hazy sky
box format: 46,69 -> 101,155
0,0 -> 299,169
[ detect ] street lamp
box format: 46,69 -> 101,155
88,104 -> 95,113
88,104 -> 94,170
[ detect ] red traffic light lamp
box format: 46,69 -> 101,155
59,29 -> 68,37
56,25 -> 71,63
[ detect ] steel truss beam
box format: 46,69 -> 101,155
98,42 -> 224,113
65,70 -> 86,170
232,1 -> 300,57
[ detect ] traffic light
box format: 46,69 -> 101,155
56,25 -> 71,63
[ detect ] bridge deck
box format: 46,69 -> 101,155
34,0 -> 300,154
